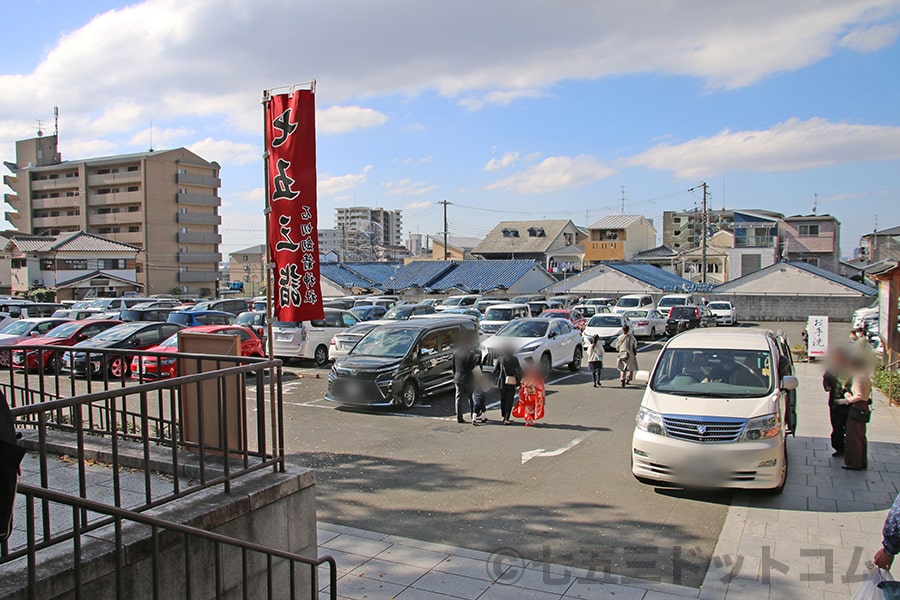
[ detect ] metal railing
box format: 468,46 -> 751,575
0,344 -> 334,599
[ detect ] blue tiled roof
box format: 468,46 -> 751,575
428,260 -> 542,292
381,261 -> 457,291
342,263 -> 402,285
605,261 -> 714,292
320,263 -> 383,290
783,261 -> 877,296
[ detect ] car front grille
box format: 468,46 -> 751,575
662,415 -> 746,443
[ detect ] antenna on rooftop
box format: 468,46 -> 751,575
149,120 -> 154,152
812,193 -> 818,215
35,120 -> 43,137
53,106 -> 59,136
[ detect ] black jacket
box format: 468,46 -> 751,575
823,370 -> 844,405
493,354 -> 522,388
1,390 -> 25,541
452,346 -> 479,385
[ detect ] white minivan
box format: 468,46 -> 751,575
480,303 -> 531,335
271,308 -> 360,366
656,294 -> 695,318
631,329 -> 798,492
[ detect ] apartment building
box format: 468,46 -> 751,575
3,134 -> 221,296
334,207 -> 403,249
228,244 -> 266,297
779,214 -> 841,272
583,214 -> 657,265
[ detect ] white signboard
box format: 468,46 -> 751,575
807,315 -> 829,359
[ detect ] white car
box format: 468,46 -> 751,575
329,322 -> 381,359
480,303 -> 531,335
581,314 -> 626,351
623,309 -> 667,339
435,294 -> 481,311
481,317 -> 582,378
572,304 -> 611,319
656,294 -> 695,318
271,308 -> 360,366
707,301 -> 737,326
631,329 -> 798,492
613,294 -> 654,314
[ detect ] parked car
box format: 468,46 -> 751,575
510,295 -> 544,304
329,322 -> 381,360
0,318 -> 72,366
539,308 -> 587,331
526,301 -> 551,317
352,296 -> 397,309
474,299 -> 507,314
548,295 -> 580,308
583,297 -> 616,307
167,310 -> 236,327
439,307 -> 482,322
11,319 -> 122,372
323,298 -> 357,310
481,317 -> 582,378
664,305 -> 717,337
130,325 -> 265,380
271,308 -> 360,366
86,297 -> 157,317
707,301 -> 737,326
189,298 -> 251,315
51,308 -> 104,320
119,307 -> 178,322
381,304 -> 437,320
250,296 -> 268,312
631,329 -> 798,492
613,294 -> 655,314
656,294 -> 695,318
325,317 -> 480,408
581,314 -> 626,351
417,298 -> 442,307
61,321 -> 184,378
623,309 -> 667,339
351,305 -> 388,321
434,294 -> 481,311
234,311 -> 267,340
481,303 -> 531,335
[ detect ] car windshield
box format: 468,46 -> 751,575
440,298 -> 463,307
92,323 -> 145,342
383,306 -> 413,319
708,302 -> 731,311
484,307 -> 514,321
192,302 -> 211,311
587,315 -> 622,328
45,322 -> 82,338
669,306 -> 698,319
658,297 -> 687,307
497,320 -> 548,338
234,313 -> 261,326
351,327 -> 418,358
540,311 -> 567,319
576,306 -> 596,317
650,348 -> 774,398
616,298 -> 640,308
0,321 -> 33,335
624,310 -> 649,319
272,321 -> 298,328
344,323 -> 379,336
88,299 -> 116,310
158,333 -> 180,349
71,301 -> 92,309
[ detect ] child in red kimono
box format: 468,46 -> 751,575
513,360 -> 545,427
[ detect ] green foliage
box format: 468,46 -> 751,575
873,367 -> 900,403
199,287 -> 212,298
169,287 -> 182,296
26,288 -> 56,302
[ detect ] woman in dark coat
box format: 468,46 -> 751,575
837,353 -> 871,470
822,349 -> 849,457
493,346 -> 522,425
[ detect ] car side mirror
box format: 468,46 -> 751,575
131,338 -> 142,346
548,331 -> 557,339
633,370 -> 650,385
29,331 -> 40,337
76,334 -> 88,341
781,375 -> 799,391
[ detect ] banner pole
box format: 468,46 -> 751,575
262,90 -> 275,361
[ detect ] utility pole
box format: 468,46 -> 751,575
439,200 -> 450,260
620,186 -> 626,213
701,181 -> 708,284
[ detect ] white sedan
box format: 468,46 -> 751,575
707,301 -> 737,326
481,317 -> 583,378
623,309 -> 667,339
581,314 -> 626,351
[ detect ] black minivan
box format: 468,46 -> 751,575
325,317 -> 479,409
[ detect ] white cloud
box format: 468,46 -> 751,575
484,151 -> 520,172
188,137 -> 259,165
459,89 -> 547,111
487,155 -> 616,194
241,187 -> 264,202
319,165 -> 372,196
405,200 -> 432,210
318,106 -> 388,134
839,23 -> 900,52
382,178 -> 438,195
626,117 -> 900,179
127,126 -> 192,148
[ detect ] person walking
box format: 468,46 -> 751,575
1,390 -> 25,542
836,352 -> 871,470
452,339 -> 479,424
513,359 -> 546,427
823,348 -> 849,457
493,345 -> 522,425
875,492 -> 900,570
470,373 -> 491,425
614,324 -> 639,387
587,334 -> 604,388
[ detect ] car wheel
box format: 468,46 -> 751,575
763,444 -> 788,496
569,346 -> 582,372
108,357 -> 126,379
313,344 -> 329,367
400,380 -> 419,409
540,353 -> 552,379
45,354 -> 61,374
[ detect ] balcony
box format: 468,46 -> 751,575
87,190 -> 143,207
3,174 -> 16,188
33,215 -> 81,230
177,271 -> 218,283
785,231 -> 836,253
178,231 -> 221,244
178,252 -> 221,264
584,241 -> 624,262
89,212 -> 142,226
734,235 -> 776,248
177,211 -> 221,225
176,172 -> 220,188
29,177 -> 78,192
32,196 -> 81,210
86,171 -> 141,187
5,211 -> 20,223
176,192 -> 221,207
4,193 -> 20,207
105,231 -> 145,245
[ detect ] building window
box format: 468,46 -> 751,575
501,228 -> 520,238
127,165 -> 139,172
61,259 -> 88,270
180,266 -> 188,273
128,226 -> 140,232
180,227 -> 188,234
798,224 -> 820,237
40,259 -> 55,271
95,169 -> 110,175
97,188 -> 111,195
135,263 -> 143,273
243,255 -> 248,261
127,186 -> 139,192
801,257 -> 820,267
179,208 -> 187,214
11,258 -> 26,269
99,259 -> 126,269
127,206 -> 139,212
98,228 -> 111,234
177,168 -> 187,175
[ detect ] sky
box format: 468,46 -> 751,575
2,0 -> 900,259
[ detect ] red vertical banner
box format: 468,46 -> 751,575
265,89 -> 324,322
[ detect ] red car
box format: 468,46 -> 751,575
11,319 -> 121,372
130,325 -> 265,380
539,309 -> 587,331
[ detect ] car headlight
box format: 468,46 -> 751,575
518,342 -> 541,353
742,413 -> 781,441
159,358 -> 176,366
636,407 -> 665,436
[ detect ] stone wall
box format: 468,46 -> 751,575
708,294 -> 873,322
